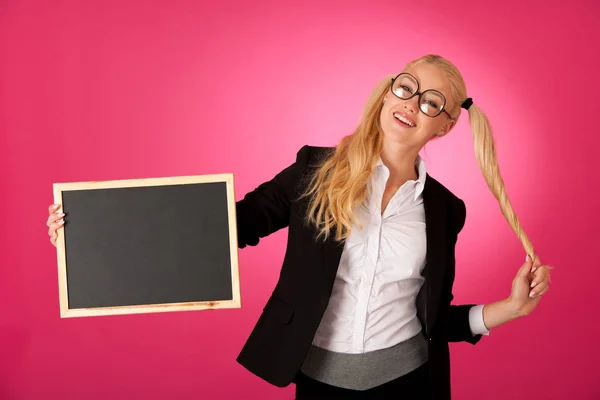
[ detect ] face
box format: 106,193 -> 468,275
379,63 -> 457,150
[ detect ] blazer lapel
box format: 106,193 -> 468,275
418,173 -> 449,338
322,233 -> 345,291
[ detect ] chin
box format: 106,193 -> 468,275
382,129 -> 416,145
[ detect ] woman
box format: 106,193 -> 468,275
46,54 -> 551,399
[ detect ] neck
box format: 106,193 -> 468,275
380,142 -> 420,185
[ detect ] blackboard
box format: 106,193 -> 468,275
52,174 -> 240,318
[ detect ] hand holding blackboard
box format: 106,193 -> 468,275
49,174 -> 241,318
47,204 -> 65,247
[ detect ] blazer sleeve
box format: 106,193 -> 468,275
446,198 -> 483,344
236,145 -> 312,248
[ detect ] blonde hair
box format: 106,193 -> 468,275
302,54 -> 536,260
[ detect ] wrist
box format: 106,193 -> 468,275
504,297 -> 527,319
482,298 -> 522,330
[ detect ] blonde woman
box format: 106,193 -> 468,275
47,54 -> 551,400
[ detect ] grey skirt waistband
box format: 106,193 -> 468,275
300,332 -> 429,391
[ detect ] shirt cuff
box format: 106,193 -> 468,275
469,304 -> 490,336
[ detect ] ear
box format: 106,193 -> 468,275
438,119 -> 457,137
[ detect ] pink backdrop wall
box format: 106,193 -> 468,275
2,0 -> 599,398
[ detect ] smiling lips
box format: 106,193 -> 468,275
393,112 -> 417,128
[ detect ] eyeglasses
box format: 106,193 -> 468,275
390,73 -> 456,119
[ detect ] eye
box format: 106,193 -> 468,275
401,85 -> 414,93
425,100 -> 439,109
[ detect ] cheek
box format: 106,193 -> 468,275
380,107 -> 394,129
418,117 -> 443,136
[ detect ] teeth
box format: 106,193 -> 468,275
394,113 -> 415,127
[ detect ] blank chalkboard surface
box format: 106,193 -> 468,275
53,174 -> 240,318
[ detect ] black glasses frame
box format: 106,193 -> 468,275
390,73 -> 456,120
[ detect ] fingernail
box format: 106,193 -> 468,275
53,204 -> 59,210
529,291 -> 536,298
57,213 -> 65,217
57,220 -> 64,225
531,281 -> 537,288
531,267 -> 537,273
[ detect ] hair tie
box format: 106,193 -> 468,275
461,97 -> 473,110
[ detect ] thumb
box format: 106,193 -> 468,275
517,255 -> 533,279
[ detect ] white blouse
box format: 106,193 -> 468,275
312,156 -> 489,354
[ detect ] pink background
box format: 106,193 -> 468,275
2,0 -> 599,399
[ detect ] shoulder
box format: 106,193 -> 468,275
284,145 -> 334,196
294,144 -> 335,167
425,174 -> 467,235
425,174 -> 463,204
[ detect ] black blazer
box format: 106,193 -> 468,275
234,145 -> 482,400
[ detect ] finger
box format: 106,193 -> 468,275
48,204 -> 61,214
531,255 -> 542,273
48,220 -> 64,236
530,267 -> 546,287
537,285 -> 550,296
531,267 -> 550,287
531,286 -> 549,298
530,281 -> 548,296
47,220 -> 65,236
518,255 -> 533,278
46,212 -> 65,227
50,231 -> 58,247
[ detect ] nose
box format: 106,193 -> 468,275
403,95 -> 419,114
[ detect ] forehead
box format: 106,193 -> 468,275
403,63 -> 450,94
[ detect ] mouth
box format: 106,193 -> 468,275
393,112 -> 417,128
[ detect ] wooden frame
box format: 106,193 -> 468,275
53,173 -> 241,318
